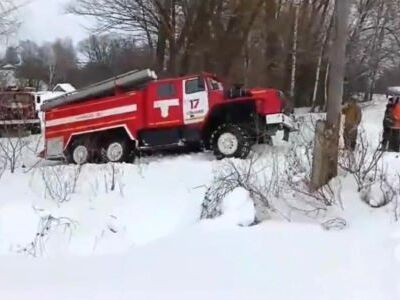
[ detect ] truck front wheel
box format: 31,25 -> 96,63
210,124 -> 251,159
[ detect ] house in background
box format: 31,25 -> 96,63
52,83 -> 76,94
35,82 -> 76,111
0,64 -> 17,88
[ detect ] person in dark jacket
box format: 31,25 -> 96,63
389,98 -> 400,152
381,97 -> 395,150
342,98 -> 362,151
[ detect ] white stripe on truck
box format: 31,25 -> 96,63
46,104 -> 138,127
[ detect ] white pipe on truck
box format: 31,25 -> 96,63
41,69 -> 157,112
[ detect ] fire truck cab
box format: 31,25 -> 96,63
41,69 -> 294,164
0,88 -> 41,137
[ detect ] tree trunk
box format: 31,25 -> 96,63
366,2 -> 387,102
141,6 -> 154,52
311,14 -> 333,112
243,45 -> 250,86
156,27 -> 167,72
167,0 -> 177,76
275,0 -> 283,20
290,4 -> 299,100
323,62 -> 330,112
311,0 -> 351,190
168,37 -> 177,76
48,64 -> 56,89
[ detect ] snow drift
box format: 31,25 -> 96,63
0,96 -> 400,299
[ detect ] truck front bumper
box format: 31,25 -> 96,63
266,113 -> 296,131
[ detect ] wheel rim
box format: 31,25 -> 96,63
217,132 -> 239,156
106,142 -> 124,162
73,145 -> 89,164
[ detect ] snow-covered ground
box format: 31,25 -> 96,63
1,96 -> 400,299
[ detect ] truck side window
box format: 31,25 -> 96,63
157,83 -> 176,98
185,78 -> 205,94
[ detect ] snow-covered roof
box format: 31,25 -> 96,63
387,86 -> 400,95
53,83 -> 76,93
1,64 -> 16,70
37,91 -> 68,102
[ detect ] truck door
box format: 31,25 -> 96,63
147,81 -> 182,127
182,77 -> 209,125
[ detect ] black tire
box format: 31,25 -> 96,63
31,125 -> 41,135
210,123 -> 251,159
101,138 -> 133,163
186,142 -> 203,153
66,140 -> 92,165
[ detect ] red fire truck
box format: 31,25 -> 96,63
0,88 -> 41,137
41,69 -> 294,164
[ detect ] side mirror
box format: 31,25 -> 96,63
36,96 -> 41,104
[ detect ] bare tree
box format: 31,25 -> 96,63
65,0 -> 400,104
68,0 -> 263,77
201,152 -> 282,222
0,135 -> 27,173
338,128 -> 383,193
284,117 -> 343,215
289,1 -> 300,99
311,12 -> 334,111
40,165 -> 82,204
103,163 -> 125,194
347,0 -> 400,98
0,0 -> 19,39
17,212 -> 77,257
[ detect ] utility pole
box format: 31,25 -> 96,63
311,0 -> 351,190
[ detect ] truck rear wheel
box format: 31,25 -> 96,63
210,124 -> 251,159
102,139 -> 132,163
69,143 -> 91,165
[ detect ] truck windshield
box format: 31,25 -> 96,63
208,78 -> 223,91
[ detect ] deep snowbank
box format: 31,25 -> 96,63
0,221 -> 399,300
1,154 -> 215,255
1,96 -> 400,299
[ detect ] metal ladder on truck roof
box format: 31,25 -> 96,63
41,69 -> 158,112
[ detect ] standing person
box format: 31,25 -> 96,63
342,98 -> 362,151
389,98 -> 400,152
381,97 -> 395,150
283,96 -> 294,142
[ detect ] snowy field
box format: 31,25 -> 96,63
1,97 -> 400,299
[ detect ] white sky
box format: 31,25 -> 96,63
17,0 -> 91,45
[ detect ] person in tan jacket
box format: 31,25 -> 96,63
381,97 -> 395,150
342,98 -> 362,151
